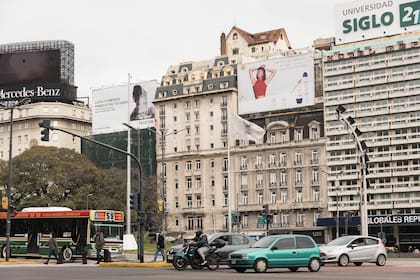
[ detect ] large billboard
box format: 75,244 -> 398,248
92,80 -> 158,135
0,50 -> 60,86
335,0 -> 420,44
237,53 -> 315,115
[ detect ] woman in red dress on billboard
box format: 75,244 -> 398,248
249,64 -> 277,99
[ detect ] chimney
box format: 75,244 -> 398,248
220,32 -> 227,56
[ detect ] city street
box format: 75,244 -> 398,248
1,260 -> 420,280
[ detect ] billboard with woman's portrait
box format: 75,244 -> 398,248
237,52 -> 315,114
92,80 -> 158,135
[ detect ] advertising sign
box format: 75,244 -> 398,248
0,83 -> 76,102
92,80 -> 158,135
0,50 -> 60,86
237,53 -> 315,115
335,0 -> 420,44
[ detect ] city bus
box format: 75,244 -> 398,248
0,207 -> 124,261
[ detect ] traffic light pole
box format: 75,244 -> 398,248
39,123 -> 145,263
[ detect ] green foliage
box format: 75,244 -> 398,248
0,146 -> 126,211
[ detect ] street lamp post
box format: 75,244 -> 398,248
86,193 -> 93,210
336,105 -> 369,236
0,98 -> 31,262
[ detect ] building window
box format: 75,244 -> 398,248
269,153 -> 276,167
281,191 -> 288,203
223,158 -> 228,171
256,173 -> 263,187
311,150 -> 318,164
312,170 -> 319,183
195,177 -> 201,189
195,160 -> 201,170
296,128 -> 303,142
224,176 -> 229,191
297,213 -> 304,226
313,188 -> 320,201
281,214 -> 289,226
242,192 -> 248,205
196,216 -> 203,229
232,33 -> 238,40
251,47 -> 256,53
175,181 -> 178,189
296,190 -> 303,202
187,195 -> 192,208
175,198 -> 179,208
232,48 -> 239,55
211,178 -> 215,187
188,216 -> 194,230
224,194 -> 228,206
296,170 -> 303,183
186,178 -> 192,189
281,130 -> 288,143
257,192 -> 263,204
196,195 -> 202,208
270,132 -> 276,144
295,152 -> 302,165
174,162 -> 178,171
186,161 -> 192,170
210,160 -> 215,168
271,192 -> 277,203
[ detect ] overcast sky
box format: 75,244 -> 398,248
0,0 -> 344,100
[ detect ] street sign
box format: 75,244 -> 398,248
257,216 -> 267,225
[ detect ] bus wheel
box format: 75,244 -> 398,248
62,247 -> 73,261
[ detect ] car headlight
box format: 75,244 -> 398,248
241,255 -> 249,260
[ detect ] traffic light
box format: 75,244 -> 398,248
39,120 -> 51,141
130,191 -> 139,211
263,204 -> 269,217
267,214 -> 273,224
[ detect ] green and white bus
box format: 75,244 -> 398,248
0,207 -> 124,261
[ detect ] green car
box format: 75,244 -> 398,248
228,234 -> 321,273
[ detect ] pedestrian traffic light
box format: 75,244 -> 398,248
39,120 -> 51,141
130,192 -> 139,211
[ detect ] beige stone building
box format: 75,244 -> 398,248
154,26 -> 329,242
0,101 -> 91,159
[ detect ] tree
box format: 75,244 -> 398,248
0,146 -> 125,211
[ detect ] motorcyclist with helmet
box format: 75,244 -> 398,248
192,229 -> 209,265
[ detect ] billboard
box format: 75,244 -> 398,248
0,50 -> 60,86
237,53 -> 315,115
92,80 -> 158,135
0,83 -> 76,102
335,0 -> 420,44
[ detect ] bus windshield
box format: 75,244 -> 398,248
91,222 -> 124,242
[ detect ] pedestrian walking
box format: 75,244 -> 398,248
153,233 -> 165,262
44,232 -> 59,264
94,230 -> 105,264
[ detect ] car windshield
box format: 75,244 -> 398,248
251,236 -> 277,248
326,236 -> 355,246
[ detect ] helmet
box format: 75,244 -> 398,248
195,229 -> 203,236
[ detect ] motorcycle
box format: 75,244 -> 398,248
172,240 -> 225,271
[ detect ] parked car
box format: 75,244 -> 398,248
166,232 -> 255,264
227,234 -> 322,273
319,235 -> 387,266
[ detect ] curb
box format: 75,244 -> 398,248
0,261 -> 39,265
99,262 -> 172,267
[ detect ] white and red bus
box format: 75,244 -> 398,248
0,207 -> 124,261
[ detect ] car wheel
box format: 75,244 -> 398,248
354,262 -> 363,266
206,254 -> 220,270
288,267 -> 299,272
253,258 -> 268,273
308,258 -> 321,272
234,268 -> 247,273
1,246 -> 10,259
338,254 -> 349,266
376,254 -> 386,266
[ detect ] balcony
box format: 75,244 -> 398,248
269,182 -> 277,189
312,180 -> 320,186
240,164 -> 248,171
240,184 -> 248,191
268,162 -> 277,168
255,163 -> 263,169
294,160 -> 302,166
256,184 -> 264,190
280,181 -> 288,188
311,159 -> 319,165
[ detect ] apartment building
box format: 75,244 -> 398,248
322,31 -> 420,249
154,27 -> 329,242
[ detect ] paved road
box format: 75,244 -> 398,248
1,260 -> 420,280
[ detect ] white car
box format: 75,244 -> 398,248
319,235 -> 387,266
